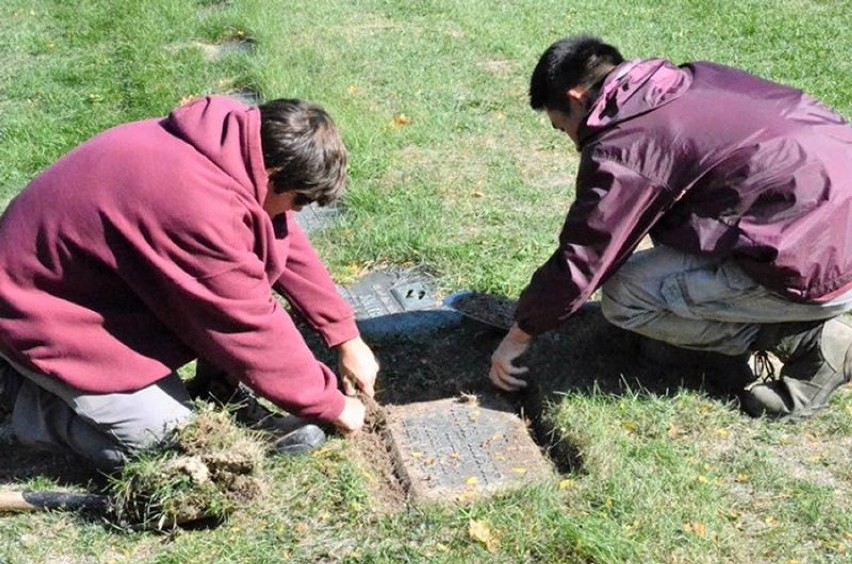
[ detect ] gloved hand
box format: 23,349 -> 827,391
333,395 -> 366,437
337,336 -> 379,398
489,324 -> 532,391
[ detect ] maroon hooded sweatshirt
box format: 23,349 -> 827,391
0,96 -> 355,422
516,59 -> 852,336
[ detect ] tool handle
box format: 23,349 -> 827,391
0,490 -> 107,513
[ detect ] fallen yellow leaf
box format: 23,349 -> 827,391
469,519 -> 499,551
465,476 -> 479,486
391,113 -> 412,127
684,521 -> 706,537
559,478 -> 573,490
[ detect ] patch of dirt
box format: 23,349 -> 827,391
765,434 -> 852,489
302,299 -> 754,507
477,59 -> 516,77
170,39 -> 255,62
346,395 -> 408,513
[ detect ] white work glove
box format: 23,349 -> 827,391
332,395 -> 366,437
489,324 -> 532,391
336,336 -> 379,398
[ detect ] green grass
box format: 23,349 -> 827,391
2,0 -> 851,562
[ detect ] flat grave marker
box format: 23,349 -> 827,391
384,396 -> 553,504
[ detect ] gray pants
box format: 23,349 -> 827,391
2,354 -> 192,471
601,246 -> 852,356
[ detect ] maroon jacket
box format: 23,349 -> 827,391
0,96 -> 356,422
516,59 -> 852,336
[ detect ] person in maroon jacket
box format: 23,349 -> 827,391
0,96 -> 378,470
490,35 -> 852,420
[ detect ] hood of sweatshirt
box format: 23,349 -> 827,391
165,95 -> 270,206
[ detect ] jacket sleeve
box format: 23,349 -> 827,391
515,154 -> 674,335
117,215 -> 347,423
272,213 -> 359,348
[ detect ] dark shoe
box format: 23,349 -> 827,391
190,360 -> 299,431
229,384 -> 316,435
190,360 -> 326,453
272,424 -> 327,456
741,317 -> 852,419
232,389 -> 327,455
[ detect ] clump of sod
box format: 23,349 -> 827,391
108,404 -> 267,531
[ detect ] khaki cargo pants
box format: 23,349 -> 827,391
600,246 -> 852,356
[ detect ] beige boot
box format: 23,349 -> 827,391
741,317 -> 852,420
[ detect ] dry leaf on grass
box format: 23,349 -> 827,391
683,521 -> 706,537
391,113 -> 412,127
469,519 -> 499,551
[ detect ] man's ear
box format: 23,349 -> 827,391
567,86 -> 588,107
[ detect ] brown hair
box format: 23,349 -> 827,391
259,99 -> 347,206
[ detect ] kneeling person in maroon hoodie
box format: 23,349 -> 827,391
0,96 -> 377,470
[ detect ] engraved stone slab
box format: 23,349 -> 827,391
338,269 -> 442,317
384,397 -> 553,504
336,269 -> 461,337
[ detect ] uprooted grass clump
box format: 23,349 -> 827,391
108,405 -> 267,532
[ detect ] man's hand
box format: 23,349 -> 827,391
336,336 -> 379,398
489,324 -> 532,391
333,395 -> 366,437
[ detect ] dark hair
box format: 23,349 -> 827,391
529,35 -> 624,112
259,99 -> 347,206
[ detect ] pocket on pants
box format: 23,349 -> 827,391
660,261 -> 770,319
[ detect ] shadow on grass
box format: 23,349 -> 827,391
316,301 -> 754,475
0,446 -> 101,486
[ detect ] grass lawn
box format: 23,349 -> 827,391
1,0 -> 851,562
